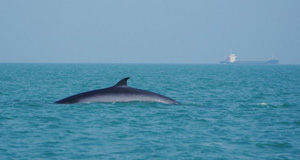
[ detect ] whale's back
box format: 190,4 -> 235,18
55,77 -> 180,105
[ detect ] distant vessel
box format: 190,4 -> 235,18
220,50 -> 279,65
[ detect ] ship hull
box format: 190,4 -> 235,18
220,60 -> 279,65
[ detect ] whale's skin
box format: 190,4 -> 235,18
55,77 -> 180,105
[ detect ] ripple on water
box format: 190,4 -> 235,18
255,142 -> 293,149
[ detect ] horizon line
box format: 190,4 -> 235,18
0,62 -> 298,65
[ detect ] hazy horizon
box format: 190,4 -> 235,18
1,1 -> 300,64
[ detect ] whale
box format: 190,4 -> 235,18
55,77 -> 180,104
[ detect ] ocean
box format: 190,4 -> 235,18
0,63 -> 300,159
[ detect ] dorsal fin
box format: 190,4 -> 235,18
114,77 -> 130,87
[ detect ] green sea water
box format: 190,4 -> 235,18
0,64 -> 300,159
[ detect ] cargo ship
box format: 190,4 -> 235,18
220,50 -> 279,65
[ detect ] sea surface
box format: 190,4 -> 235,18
0,63 -> 300,159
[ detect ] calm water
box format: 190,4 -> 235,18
0,64 -> 300,159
